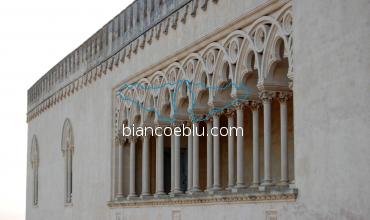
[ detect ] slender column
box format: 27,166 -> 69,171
67,149 -> 72,202
236,102 -> 246,188
171,131 -> 175,193
155,130 -> 165,196
155,137 -> 158,193
174,124 -> 182,194
65,150 -> 70,203
261,91 -> 274,186
33,162 -> 39,205
206,119 -> 213,191
128,137 -> 137,198
250,102 -> 260,187
141,135 -> 150,196
116,141 -> 124,198
187,123 -> 193,193
226,110 -> 235,190
192,122 -> 200,192
213,113 -> 221,191
279,92 -> 289,186
35,166 -> 39,204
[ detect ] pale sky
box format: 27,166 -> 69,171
0,0 -> 132,219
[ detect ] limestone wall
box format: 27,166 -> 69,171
26,0 -> 370,219
292,0 -> 370,219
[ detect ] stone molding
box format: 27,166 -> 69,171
108,188 -> 297,208
27,0 -> 220,121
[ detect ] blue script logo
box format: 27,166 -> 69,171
116,80 -> 253,123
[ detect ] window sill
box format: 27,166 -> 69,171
108,187 -> 298,208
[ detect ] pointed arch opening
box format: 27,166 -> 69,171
269,38 -> 289,83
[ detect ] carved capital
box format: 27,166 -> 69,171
116,133 -> 126,146
128,136 -> 138,143
249,101 -> 261,111
192,121 -> 199,127
234,101 -> 246,110
205,116 -> 213,124
190,115 -> 201,124
259,91 -> 275,104
185,121 -> 192,128
171,121 -> 184,128
278,92 -> 291,103
225,109 -> 235,118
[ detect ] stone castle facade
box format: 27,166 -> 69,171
26,0 -> 370,219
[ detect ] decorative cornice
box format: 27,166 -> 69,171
108,188 -> 298,208
27,0 -> 292,122
27,0 -> 219,122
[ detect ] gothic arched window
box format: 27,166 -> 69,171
61,119 -> 74,204
30,135 -> 39,206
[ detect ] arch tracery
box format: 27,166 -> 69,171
112,4 -> 295,201
115,6 -> 293,125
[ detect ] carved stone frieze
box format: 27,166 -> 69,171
108,189 -> 297,208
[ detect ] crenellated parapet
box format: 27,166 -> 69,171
27,0 -> 219,119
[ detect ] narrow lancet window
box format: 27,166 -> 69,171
61,119 -> 74,204
30,136 -> 39,206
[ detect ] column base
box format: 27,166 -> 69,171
115,194 -> 125,201
192,187 -> 201,192
207,189 -> 227,195
249,183 -> 260,189
259,180 -> 274,191
232,186 -> 251,193
226,185 -> 235,191
189,188 -> 202,195
173,188 -> 183,194
235,183 -> 247,189
170,191 -> 184,198
154,192 -> 167,198
211,186 -> 222,192
277,180 -> 289,187
185,189 -> 192,194
206,189 -> 214,195
261,180 -> 273,186
140,193 -> 152,199
127,194 -> 138,200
